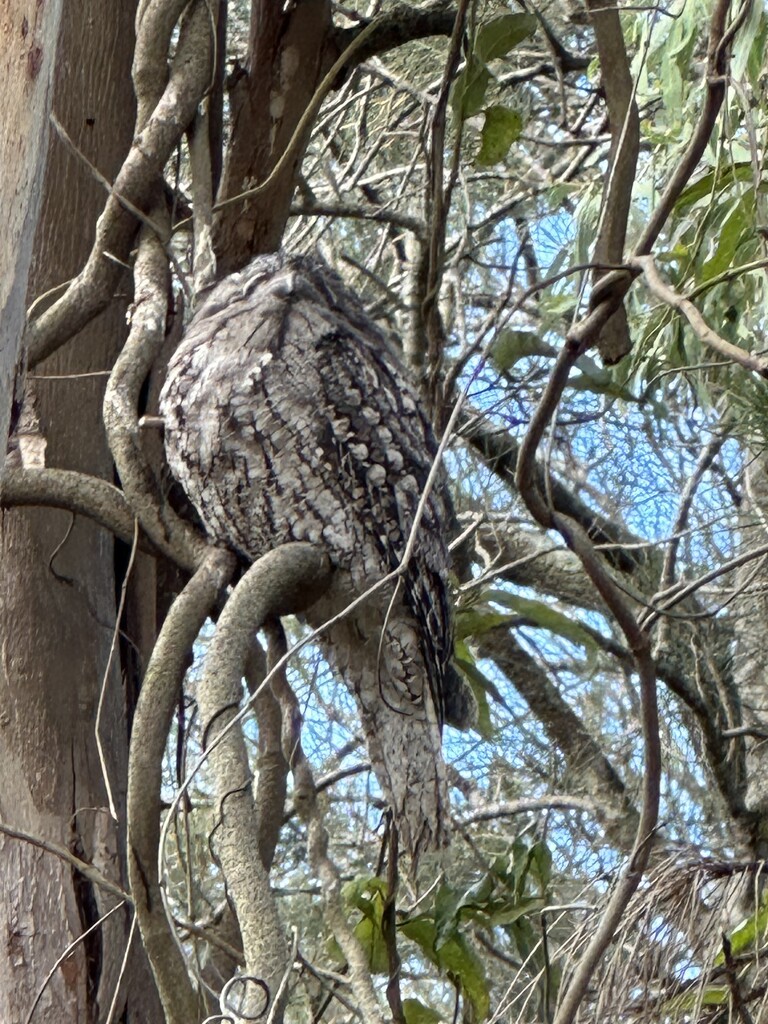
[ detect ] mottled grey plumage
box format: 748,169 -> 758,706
160,252 -> 469,857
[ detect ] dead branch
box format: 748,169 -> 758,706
0,821 -> 128,903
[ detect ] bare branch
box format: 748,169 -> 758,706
330,3 -> 457,67
584,0 -> 639,363
0,467 -> 138,546
127,546 -> 236,1024
0,821 -> 129,903
195,544 -> 332,1020
459,796 -> 597,826
27,0 -> 214,366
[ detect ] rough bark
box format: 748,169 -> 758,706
0,0 -> 62,463
0,3 -> 162,1021
214,0 -> 333,269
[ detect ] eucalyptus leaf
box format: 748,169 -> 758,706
476,13 -> 537,62
452,55 -> 491,120
485,592 -> 597,652
491,329 -> 555,371
476,106 -> 523,166
403,998 -> 444,1024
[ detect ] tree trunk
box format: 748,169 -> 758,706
0,0 -> 63,462
0,3 -> 162,1020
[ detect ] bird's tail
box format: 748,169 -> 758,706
306,578 -> 450,860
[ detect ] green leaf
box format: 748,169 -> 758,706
476,106 -> 523,166
452,654 -> 496,738
458,873 -> 496,910
714,899 -> 768,965
511,838 -> 533,895
342,875 -> 387,916
674,163 -> 755,211
529,840 -> 552,892
399,915 -> 437,960
354,913 -> 389,974
438,935 -> 490,1021
662,986 -> 729,1013
341,876 -> 390,974
489,895 -> 546,927
433,884 -> 462,947
507,915 -> 538,961
399,918 -> 490,1019
485,592 -> 597,652
568,355 -> 637,401
434,876 -> 498,947
490,329 -> 555,371
476,13 -> 537,63
700,194 -> 754,282
403,998 -> 443,1024
452,13 -> 536,122
451,54 -> 491,120
455,605 -> 515,640
731,0 -> 766,81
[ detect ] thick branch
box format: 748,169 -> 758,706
0,468 -> 137,546
245,641 -> 290,871
459,796 -> 597,826
468,517 -> 607,612
330,3 -> 456,66
197,543 -> 332,1020
103,222 -> 205,571
127,546 -> 236,1024
585,0 -> 639,363
27,1 -> 213,366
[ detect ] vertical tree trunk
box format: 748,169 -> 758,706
0,3 -> 162,1020
214,0 -> 332,270
0,0 -> 63,460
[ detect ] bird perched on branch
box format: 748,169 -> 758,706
159,252 -> 474,859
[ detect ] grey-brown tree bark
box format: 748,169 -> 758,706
0,3 -> 162,1020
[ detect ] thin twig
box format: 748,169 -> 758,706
630,254 -> 768,378
23,901 -> 127,1024
0,821 -> 128,901
97,517 -> 139,820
